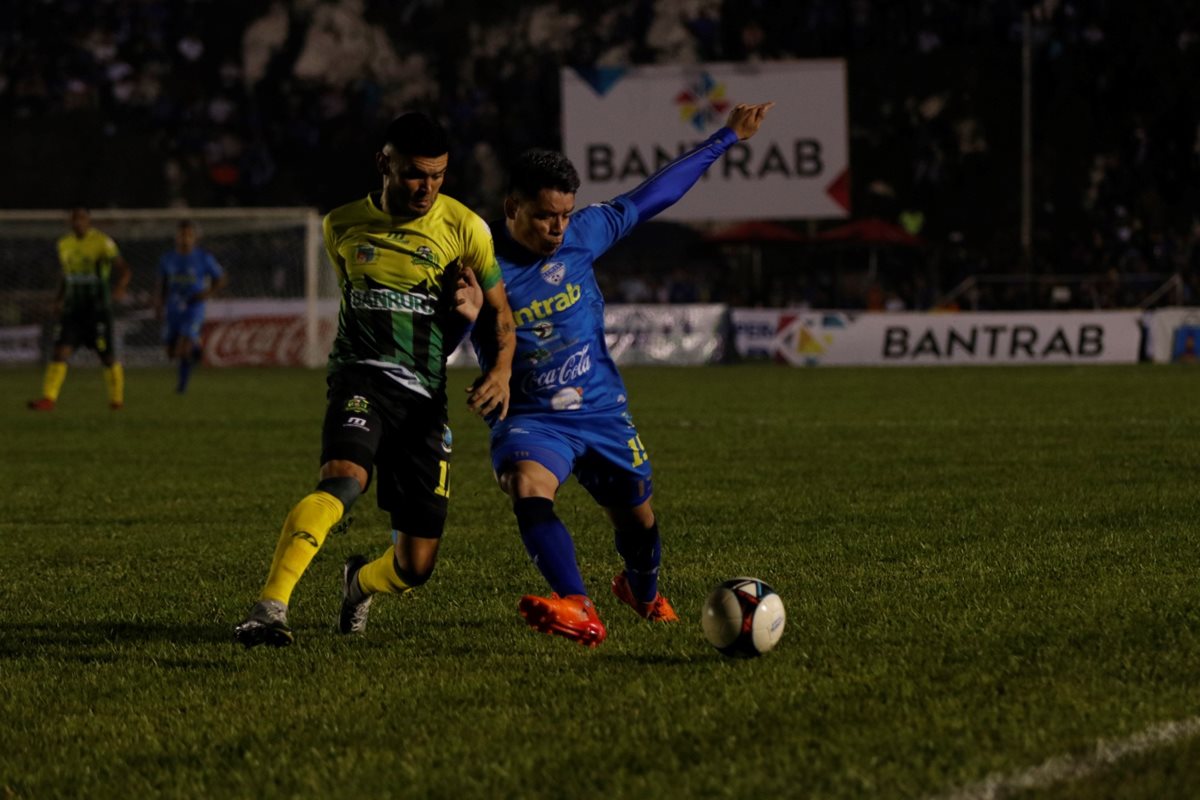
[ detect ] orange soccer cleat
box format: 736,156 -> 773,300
27,397 -> 55,411
518,593 -> 607,647
611,572 -> 679,622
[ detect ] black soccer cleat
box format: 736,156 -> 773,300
339,555 -> 373,635
233,599 -> 294,648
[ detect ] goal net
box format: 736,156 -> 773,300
0,208 -> 334,367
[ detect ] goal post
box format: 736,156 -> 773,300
0,207 -> 333,367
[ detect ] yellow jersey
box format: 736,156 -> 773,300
57,228 -> 120,311
323,191 -> 501,396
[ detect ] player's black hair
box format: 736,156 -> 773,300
382,112 -> 449,157
508,149 -> 581,200
177,219 -> 194,229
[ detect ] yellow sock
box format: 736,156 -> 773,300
259,491 -> 345,605
356,548 -> 414,596
42,362 -> 67,401
103,363 -> 124,405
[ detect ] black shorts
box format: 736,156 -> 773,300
54,306 -> 115,356
320,366 -> 452,538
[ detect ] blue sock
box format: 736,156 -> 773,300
614,522 -> 661,602
513,497 -> 587,597
177,357 -> 193,393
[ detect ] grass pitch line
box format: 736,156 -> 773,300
935,716 -> 1200,800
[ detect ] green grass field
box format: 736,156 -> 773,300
2,364 -> 1199,799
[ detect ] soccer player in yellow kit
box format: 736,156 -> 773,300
234,112 -> 516,647
29,207 -> 132,410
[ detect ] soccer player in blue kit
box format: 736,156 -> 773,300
471,101 -> 773,646
156,220 -> 226,393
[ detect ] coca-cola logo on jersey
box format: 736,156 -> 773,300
202,316 -> 333,366
521,344 -> 592,393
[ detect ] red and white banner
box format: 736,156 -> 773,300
201,315 -> 336,367
732,309 -> 1143,366
561,61 -> 849,220
198,298 -> 338,366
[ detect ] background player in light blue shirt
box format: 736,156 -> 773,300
157,220 -> 227,393
472,102 -> 774,646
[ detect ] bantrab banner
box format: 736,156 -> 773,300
732,310 -> 1143,366
561,61 -> 849,221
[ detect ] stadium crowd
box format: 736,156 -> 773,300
2,0 -> 1199,309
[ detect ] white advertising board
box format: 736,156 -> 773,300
604,304 -> 727,365
450,304 -> 728,368
561,61 -> 849,220
1145,307 -> 1200,364
732,310 -> 1143,366
0,325 -> 41,364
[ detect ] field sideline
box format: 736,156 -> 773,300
2,364 -> 1198,799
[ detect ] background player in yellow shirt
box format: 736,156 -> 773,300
28,207 -> 132,411
234,112 -> 516,647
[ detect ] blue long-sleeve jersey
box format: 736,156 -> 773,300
473,127 -> 738,416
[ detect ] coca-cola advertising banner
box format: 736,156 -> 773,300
731,309 -> 1143,366
201,315 -> 336,367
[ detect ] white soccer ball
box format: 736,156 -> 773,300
701,577 -> 786,658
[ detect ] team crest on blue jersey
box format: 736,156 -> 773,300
540,262 -> 566,286
345,395 -> 370,413
533,320 -> 554,340
355,245 -> 376,264
413,246 -> 439,268
441,424 -> 453,453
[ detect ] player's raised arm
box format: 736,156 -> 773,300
466,280 -> 515,420
620,101 -> 775,223
726,101 -> 775,140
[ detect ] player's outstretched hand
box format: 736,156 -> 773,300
727,102 -> 775,141
466,368 -> 511,420
455,266 -> 484,323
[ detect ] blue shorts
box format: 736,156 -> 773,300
490,409 -> 653,508
164,308 -> 204,344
